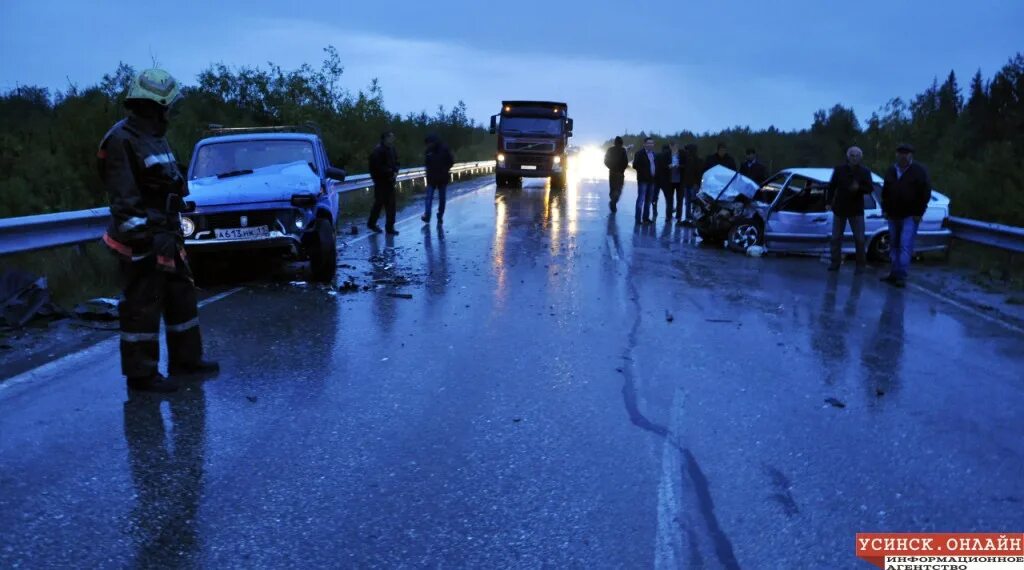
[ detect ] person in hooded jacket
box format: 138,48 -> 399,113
422,134 -> 455,224
98,68 -> 218,393
368,131 -> 400,235
603,136 -> 629,213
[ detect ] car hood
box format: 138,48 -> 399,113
187,161 -> 320,207
701,165 -> 759,202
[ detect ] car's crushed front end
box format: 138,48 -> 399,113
692,166 -> 763,244
182,161 -> 323,257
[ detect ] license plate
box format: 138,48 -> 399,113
214,225 -> 269,239
520,165 -> 537,170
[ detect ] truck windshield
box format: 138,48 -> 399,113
500,117 -> 562,136
191,140 -> 318,179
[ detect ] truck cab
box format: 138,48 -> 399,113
490,101 -> 573,189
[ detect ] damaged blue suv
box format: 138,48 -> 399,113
182,125 -> 346,281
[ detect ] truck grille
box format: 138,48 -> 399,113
201,211 -> 288,230
504,141 -> 556,153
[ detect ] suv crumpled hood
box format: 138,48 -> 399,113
187,161 -> 320,207
700,165 -> 759,203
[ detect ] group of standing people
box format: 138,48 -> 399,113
367,131 -> 456,235
604,137 -> 769,226
605,134 -> 932,289
827,143 -> 932,288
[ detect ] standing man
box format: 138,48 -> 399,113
825,146 -> 873,272
704,142 -> 737,172
678,143 -> 702,225
422,134 -> 454,225
603,136 -> 629,213
632,137 -> 657,224
739,148 -> 768,184
368,131 -> 400,235
880,144 -> 931,288
99,68 -> 218,393
661,141 -> 683,222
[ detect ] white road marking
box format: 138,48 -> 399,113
655,388 -> 687,569
908,283 -> 1024,335
0,287 -> 243,393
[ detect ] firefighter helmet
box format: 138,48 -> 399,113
126,68 -> 182,108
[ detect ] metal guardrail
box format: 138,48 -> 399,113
947,216 -> 1024,254
0,161 -> 494,256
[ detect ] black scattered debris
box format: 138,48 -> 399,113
706,318 -> 733,323
73,298 -> 119,321
348,225 -> 359,235
512,417 -> 523,423
824,397 -> 846,408
388,293 -> 413,299
246,395 -> 258,403
1,271 -> 66,328
665,310 -> 674,323
338,278 -> 360,293
875,388 -> 886,397
338,263 -> 356,269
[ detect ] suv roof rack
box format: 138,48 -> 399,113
202,121 -> 322,138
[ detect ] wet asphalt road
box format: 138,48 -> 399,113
1,174 -> 1023,569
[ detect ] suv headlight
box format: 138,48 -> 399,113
553,156 -> 562,165
497,153 -> 506,163
181,216 -> 195,237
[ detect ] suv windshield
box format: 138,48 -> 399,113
191,140 -> 317,179
500,117 -> 562,136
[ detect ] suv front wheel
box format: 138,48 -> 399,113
309,219 -> 337,282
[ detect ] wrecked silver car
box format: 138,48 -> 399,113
693,166 -> 953,258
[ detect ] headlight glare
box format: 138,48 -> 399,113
181,216 -> 195,237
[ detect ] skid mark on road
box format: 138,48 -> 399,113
613,227 -> 740,569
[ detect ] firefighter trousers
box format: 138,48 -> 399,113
118,256 -> 204,379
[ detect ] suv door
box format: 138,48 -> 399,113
765,175 -> 831,253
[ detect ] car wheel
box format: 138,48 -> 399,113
727,219 -> 763,252
310,219 -> 337,282
869,231 -> 890,262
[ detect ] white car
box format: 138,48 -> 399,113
694,166 -> 952,259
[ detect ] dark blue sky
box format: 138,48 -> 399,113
2,0 -> 1021,143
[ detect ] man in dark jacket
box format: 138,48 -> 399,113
603,136 -> 629,213
739,148 -> 768,184
422,134 -> 455,224
880,143 -> 932,287
678,143 -> 703,225
368,131 -> 400,235
654,144 -> 680,221
632,137 -> 658,224
704,142 -> 737,172
825,146 -> 873,272
99,68 -> 218,393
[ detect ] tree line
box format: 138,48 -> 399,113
613,53 -> 1023,226
0,46 -> 495,218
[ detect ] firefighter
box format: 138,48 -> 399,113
98,68 -> 218,393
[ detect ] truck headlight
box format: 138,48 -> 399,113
553,156 -> 562,165
497,153 -> 505,163
295,216 -> 305,230
181,216 -> 195,237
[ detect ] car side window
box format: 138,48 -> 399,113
754,173 -> 787,204
778,176 -> 811,212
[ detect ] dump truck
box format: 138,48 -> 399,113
490,101 -> 573,189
